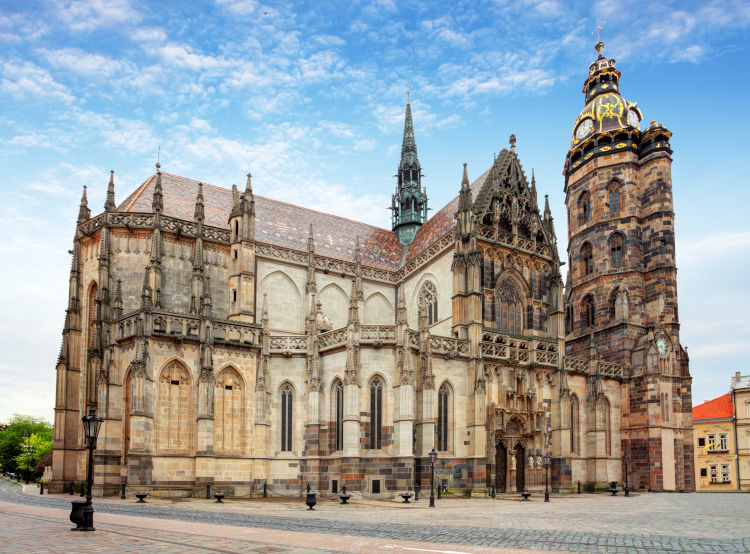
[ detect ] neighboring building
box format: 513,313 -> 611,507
731,372 -> 750,491
51,41 -> 694,497
692,394 -> 735,490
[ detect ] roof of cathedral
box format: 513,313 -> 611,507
692,393 -> 733,420
116,163 -> 493,271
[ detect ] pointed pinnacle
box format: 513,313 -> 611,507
78,185 -> 90,223
152,169 -> 164,213
104,170 -> 116,212
245,172 -> 253,195
194,182 -> 205,221
232,184 -> 239,206
354,236 -> 361,263
401,100 -> 417,156
461,162 -> 469,188
307,224 -> 315,252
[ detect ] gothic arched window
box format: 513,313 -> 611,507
332,379 -> 343,451
570,394 -> 580,454
156,361 -> 193,455
437,383 -> 450,451
604,396 -> 612,456
419,281 -> 438,326
582,295 -> 595,327
609,287 -> 619,319
608,183 -> 620,214
579,191 -> 591,224
281,384 -> 293,452
369,377 -> 383,449
582,243 -> 593,276
610,234 -> 623,268
496,277 -> 523,334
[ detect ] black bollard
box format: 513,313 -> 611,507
80,481 -> 85,497
120,482 -> 126,500
414,486 -> 419,501
437,484 -> 441,499
40,482 -> 44,495
577,480 -> 581,494
491,484 -> 496,498
263,483 -> 267,498
206,482 -> 211,499
70,481 -> 75,495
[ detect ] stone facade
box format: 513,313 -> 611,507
51,43 -> 693,497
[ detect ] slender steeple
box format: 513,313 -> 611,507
78,186 -> 90,223
152,167 -> 163,214
391,96 -> 428,246
104,170 -> 116,212
194,182 -> 205,223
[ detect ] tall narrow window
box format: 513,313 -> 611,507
582,243 -> 593,275
281,384 -> 293,452
582,295 -> 595,327
608,185 -> 620,213
369,377 -> 383,449
579,192 -> 591,224
438,383 -> 449,451
610,234 -> 623,268
604,397 -> 612,456
333,380 -> 343,451
609,287 -> 619,319
419,281 -> 438,326
496,277 -> 523,334
570,395 -> 580,454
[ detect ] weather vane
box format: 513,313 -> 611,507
594,18 -> 604,42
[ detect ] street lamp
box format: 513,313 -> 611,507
21,437 -> 35,484
428,448 -> 437,508
71,408 -> 103,531
543,452 -> 551,502
622,453 -> 630,497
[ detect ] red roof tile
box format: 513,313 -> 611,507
692,393 -> 733,420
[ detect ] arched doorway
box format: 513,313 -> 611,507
495,441 -> 507,493
514,443 -> 525,492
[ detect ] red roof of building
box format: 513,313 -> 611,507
692,393 -> 733,420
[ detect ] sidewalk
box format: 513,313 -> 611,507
0,500 -> 514,553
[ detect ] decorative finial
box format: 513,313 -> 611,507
245,172 -> 252,193
509,134 -> 516,151
407,90 -> 410,104
156,145 -> 161,170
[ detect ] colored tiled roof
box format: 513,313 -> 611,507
405,168 -> 490,263
117,167 -> 495,271
692,393 -> 733,420
117,173 -> 404,270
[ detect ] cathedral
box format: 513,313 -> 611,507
51,42 -> 694,497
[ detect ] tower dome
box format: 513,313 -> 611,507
565,42 -> 644,175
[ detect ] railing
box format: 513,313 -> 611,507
565,356 -> 589,373
476,226 -> 552,259
269,335 -> 306,354
360,325 -> 396,344
319,328 -> 347,350
598,361 -> 623,378
429,336 -> 470,357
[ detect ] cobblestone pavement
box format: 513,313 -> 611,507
2,478 -> 749,552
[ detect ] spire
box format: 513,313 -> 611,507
230,184 -> 240,218
104,170 -> 116,212
152,167 -> 163,214
544,194 -> 551,220
78,186 -> 90,223
245,172 -> 253,196
392,98 -> 428,245
140,266 -> 152,312
306,225 -> 317,295
458,163 -> 472,212
396,284 -> 407,325
194,182 -> 204,222
307,224 -> 315,252
354,236 -> 364,302
347,278 -> 359,326
531,169 -> 537,205
509,134 -> 517,153
202,276 -> 212,318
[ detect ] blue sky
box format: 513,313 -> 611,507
0,0 -> 748,421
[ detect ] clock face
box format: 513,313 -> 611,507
575,119 -> 594,140
627,109 -> 640,129
656,337 -> 668,355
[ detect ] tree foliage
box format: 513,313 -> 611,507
14,433 -> 53,474
0,415 -> 53,475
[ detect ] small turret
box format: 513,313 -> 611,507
104,170 -> 116,212
78,186 -> 90,223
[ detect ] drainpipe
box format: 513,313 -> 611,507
732,388 -> 740,491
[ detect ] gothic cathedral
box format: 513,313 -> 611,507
51,42 -> 694,496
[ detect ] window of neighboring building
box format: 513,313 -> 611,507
721,464 -> 730,482
710,465 -> 718,483
698,437 -> 705,447
700,468 -> 707,477
719,434 -> 728,451
707,434 -> 716,451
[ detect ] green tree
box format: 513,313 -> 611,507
14,433 -> 53,476
0,415 -> 53,475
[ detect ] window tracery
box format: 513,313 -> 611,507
610,233 -> 623,268
582,243 -> 593,276
582,295 -> 595,327
369,377 -> 383,449
281,384 -> 293,452
437,383 -> 450,451
496,277 -> 523,334
419,281 -> 438,326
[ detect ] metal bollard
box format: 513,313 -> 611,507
120,482 -> 126,499
577,480 -> 581,494
491,484 -> 496,498
70,481 -> 75,495
206,482 -> 211,499
414,486 -> 419,501
80,481 -> 85,497
39,482 -> 44,495
263,483 -> 267,498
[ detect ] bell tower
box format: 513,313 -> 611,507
563,41 -> 694,491
391,97 -> 428,246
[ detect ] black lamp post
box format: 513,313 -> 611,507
543,452 -> 551,502
428,448 -> 437,508
622,453 -> 630,497
71,408 -> 102,531
21,437 -> 35,484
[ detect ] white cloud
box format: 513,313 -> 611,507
54,0 -> 142,32
39,47 -> 123,78
0,60 -> 75,103
671,45 -> 705,63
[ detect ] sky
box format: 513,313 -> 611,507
0,0 -> 748,422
